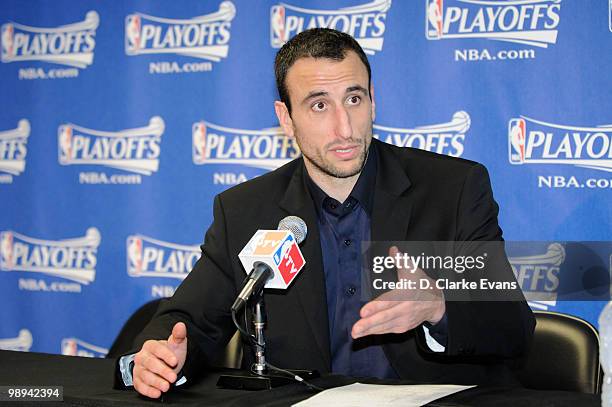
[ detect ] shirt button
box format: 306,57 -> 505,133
330,202 -> 338,210
344,239 -> 352,246
346,286 -> 356,296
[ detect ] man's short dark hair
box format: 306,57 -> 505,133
274,28 -> 372,114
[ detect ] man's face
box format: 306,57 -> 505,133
275,51 -> 375,180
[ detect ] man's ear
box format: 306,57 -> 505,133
274,101 -> 294,138
369,84 -> 376,122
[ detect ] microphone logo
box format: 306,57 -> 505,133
239,229 -> 305,289
274,234 -> 304,284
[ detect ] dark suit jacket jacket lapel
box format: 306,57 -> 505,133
371,140 -> 412,243
279,162 -> 332,370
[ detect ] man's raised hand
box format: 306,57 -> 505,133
133,322 -> 188,399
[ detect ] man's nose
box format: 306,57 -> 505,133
333,105 -> 353,140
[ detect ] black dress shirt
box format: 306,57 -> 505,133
304,143 -> 399,378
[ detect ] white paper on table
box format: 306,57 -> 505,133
292,383 -> 476,407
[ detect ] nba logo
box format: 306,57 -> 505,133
192,122 -> 207,164
426,0 -> 444,39
127,236 -> 143,275
508,118 -> 526,164
270,5 -> 286,47
273,234 -> 294,266
125,14 -> 141,53
1,24 -> 14,59
0,232 -> 13,269
58,125 -> 73,163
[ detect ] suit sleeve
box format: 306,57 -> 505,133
435,163 -> 535,359
129,194 -> 238,382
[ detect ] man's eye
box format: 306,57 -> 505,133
312,101 -> 326,112
347,95 -> 361,105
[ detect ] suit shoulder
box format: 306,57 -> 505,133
377,140 -> 485,176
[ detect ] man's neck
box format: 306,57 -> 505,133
304,162 -> 360,203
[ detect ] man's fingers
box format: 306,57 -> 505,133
360,299 -> 399,318
388,245 -> 415,272
134,366 -> 170,394
150,342 -> 178,369
353,303 -> 405,337
389,245 -> 399,258
140,368 -> 171,393
135,341 -> 179,384
170,322 -> 187,343
388,245 -> 421,279
360,303 -> 404,329
133,375 -> 162,399
353,299 -> 444,338
356,315 -> 410,337
138,343 -> 175,370
140,350 -> 177,384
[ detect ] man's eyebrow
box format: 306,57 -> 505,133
346,85 -> 369,96
302,91 -> 328,105
301,85 -> 369,105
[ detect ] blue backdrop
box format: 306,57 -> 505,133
0,0 -> 610,357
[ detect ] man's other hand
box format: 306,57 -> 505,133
351,246 -> 446,339
133,322 -> 187,398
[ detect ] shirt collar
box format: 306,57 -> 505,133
304,141 -> 377,217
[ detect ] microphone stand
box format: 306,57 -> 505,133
252,291 -> 267,375
217,290 -> 318,390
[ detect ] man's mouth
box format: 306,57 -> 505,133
330,144 -> 361,159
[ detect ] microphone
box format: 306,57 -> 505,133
231,216 -> 307,312
278,216 -> 307,245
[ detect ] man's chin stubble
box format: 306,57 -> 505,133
312,148 -> 368,179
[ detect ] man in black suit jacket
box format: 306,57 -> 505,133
122,28 -> 534,399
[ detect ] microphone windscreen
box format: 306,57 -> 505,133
277,216 -> 307,245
